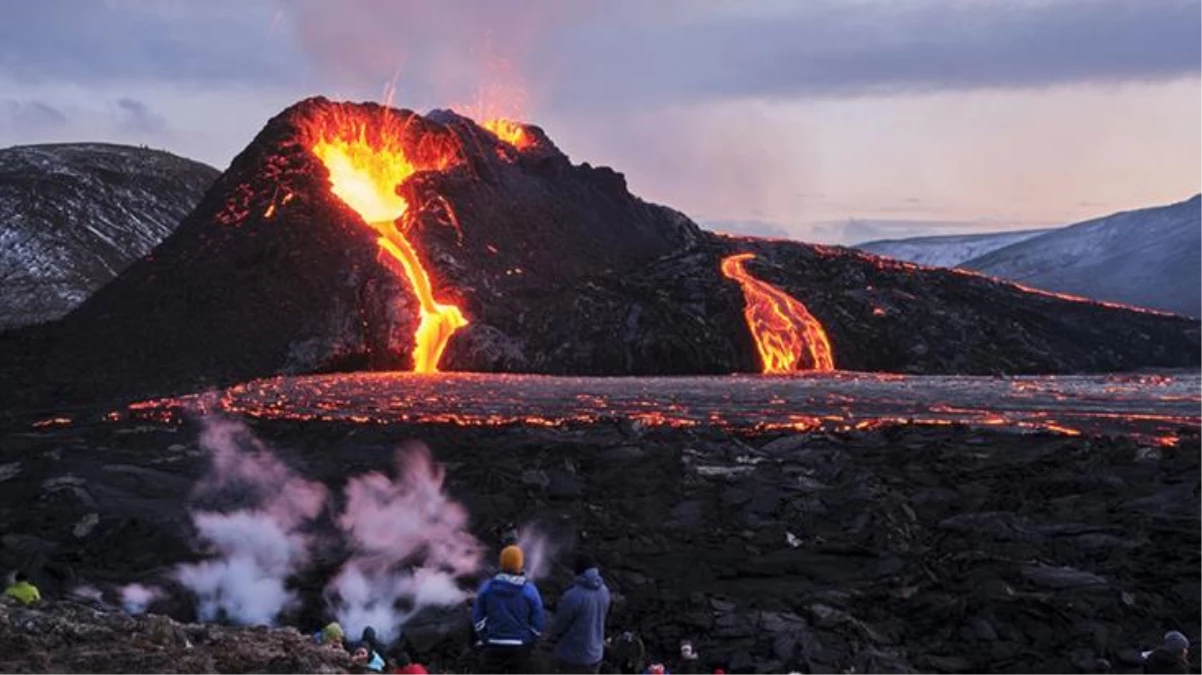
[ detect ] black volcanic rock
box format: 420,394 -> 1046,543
4,97 -> 1198,406
0,419 -> 1197,673
0,143 -> 219,329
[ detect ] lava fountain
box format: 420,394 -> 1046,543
482,118 -> 534,150
721,253 -> 835,373
302,108 -> 468,372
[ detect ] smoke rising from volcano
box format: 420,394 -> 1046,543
290,0 -> 575,111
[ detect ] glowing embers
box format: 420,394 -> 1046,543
721,253 -> 835,374
118,370 -> 1201,443
301,108 -> 467,373
482,119 -> 533,151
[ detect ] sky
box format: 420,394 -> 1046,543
1,0 -> 1198,244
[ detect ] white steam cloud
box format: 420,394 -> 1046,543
120,583 -> 164,615
516,523 -> 562,582
174,419 -> 327,625
71,584 -> 104,604
327,444 -> 483,643
174,420 -> 483,643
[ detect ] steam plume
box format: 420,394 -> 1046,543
120,583 -> 164,615
516,523 -> 562,581
174,419 -> 327,625
326,443 -> 483,643
172,420 -> 481,638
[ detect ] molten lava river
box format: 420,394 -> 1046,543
297,109 -> 542,372
115,371 -> 1200,445
721,253 -> 835,373
302,109 -> 468,373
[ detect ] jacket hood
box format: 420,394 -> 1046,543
575,567 -> 604,589
491,572 -> 527,595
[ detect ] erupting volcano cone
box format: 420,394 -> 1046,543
301,108 -> 467,372
15,96 -> 1198,406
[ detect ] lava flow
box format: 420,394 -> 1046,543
721,253 -> 835,373
302,109 -> 468,372
116,370 -> 1201,445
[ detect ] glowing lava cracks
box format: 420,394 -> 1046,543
304,110 -> 467,372
721,253 -> 835,373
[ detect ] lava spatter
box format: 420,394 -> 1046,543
721,253 -> 835,373
300,107 -> 468,373
482,119 -> 534,151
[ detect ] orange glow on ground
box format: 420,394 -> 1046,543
113,370 -> 1199,447
721,253 -> 835,373
302,109 -> 468,372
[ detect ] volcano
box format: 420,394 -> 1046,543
9,97 -> 1198,405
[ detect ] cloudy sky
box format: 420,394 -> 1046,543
2,0 -> 1198,243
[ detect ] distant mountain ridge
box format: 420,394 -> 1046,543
0,142 -> 219,329
964,195 -> 1200,317
856,196 -> 1201,317
858,228 -> 1052,268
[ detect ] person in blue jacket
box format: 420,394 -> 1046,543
473,544 -> 545,673
550,553 -> 611,673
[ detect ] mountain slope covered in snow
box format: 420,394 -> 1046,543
0,143 -> 218,329
963,195 -> 1200,317
857,229 -> 1052,267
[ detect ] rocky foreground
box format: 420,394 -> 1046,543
0,418 -> 1198,673
0,598 -> 348,673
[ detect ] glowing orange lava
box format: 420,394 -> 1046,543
721,253 -> 835,373
302,109 -> 468,372
482,119 -> 533,150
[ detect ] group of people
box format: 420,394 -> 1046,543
311,545 -> 615,674
472,545 -> 611,673
314,621 -> 428,674
470,545 -> 715,674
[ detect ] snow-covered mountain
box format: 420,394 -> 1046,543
962,195 -> 1201,318
857,228 -> 1052,267
0,143 -> 218,329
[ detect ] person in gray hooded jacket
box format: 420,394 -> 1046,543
550,553 -> 611,673
1144,630 -> 1190,674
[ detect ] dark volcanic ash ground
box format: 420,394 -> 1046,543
0,370 -> 1198,673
